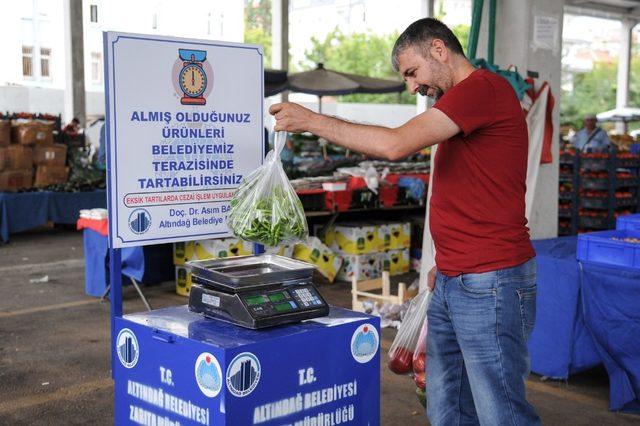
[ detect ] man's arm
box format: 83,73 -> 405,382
269,102 -> 460,161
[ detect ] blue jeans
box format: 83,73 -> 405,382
426,258 -> 540,426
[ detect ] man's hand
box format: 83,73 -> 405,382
427,266 -> 437,292
269,102 -> 317,133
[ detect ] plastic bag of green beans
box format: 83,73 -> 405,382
228,132 -> 308,247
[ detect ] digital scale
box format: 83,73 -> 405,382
188,255 -> 330,329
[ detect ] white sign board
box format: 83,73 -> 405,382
532,15 -> 559,51
104,32 -> 263,248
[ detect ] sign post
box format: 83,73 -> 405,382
103,31 -> 264,375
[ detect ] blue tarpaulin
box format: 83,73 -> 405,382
83,228 -> 173,297
529,237 -> 600,378
0,190 -> 106,242
531,236 -> 640,413
581,261 -> 640,412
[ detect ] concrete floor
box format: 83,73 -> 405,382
0,229 -> 639,425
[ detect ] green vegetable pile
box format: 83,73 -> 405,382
229,186 -> 307,246
227,135 -> 309,247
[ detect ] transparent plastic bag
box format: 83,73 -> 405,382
412,317 -> 428,389
388,290 -> 432,375
228,131 -> 308,247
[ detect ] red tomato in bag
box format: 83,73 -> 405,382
413,352 -> 426,375
388,347 -> 413,374
414,371 -> 426,389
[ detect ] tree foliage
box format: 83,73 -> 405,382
561,57 -> 640,131
298,24 -> 470,105
244,0 -> 272,65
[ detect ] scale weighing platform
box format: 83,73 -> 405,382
188,255 -> 330,329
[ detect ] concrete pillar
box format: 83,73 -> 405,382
417,0 -> 436,292
63,0 -> 86,126
416,0 -> 435,115
615,18 -> 636,134
483,0 -> 564,239
271,0 -> 289,102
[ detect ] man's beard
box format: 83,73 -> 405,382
417,85 -> 442,100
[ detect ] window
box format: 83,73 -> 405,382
90,4 -> 98,23
40,47 -> 51,78
91,52 -> 102,83
22,46 -> 33,77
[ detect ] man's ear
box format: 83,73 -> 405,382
430,39 -> 448,63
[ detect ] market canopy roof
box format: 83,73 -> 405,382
265,69 -> 289,97
597,106 -> 640,122
565,0 -> 640,20
287,63 -> 406,97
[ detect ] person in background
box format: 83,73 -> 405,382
96,121 -> 106,171
62,117 -> 81,138
571,114 -> 610,152
280,134 -> 295,172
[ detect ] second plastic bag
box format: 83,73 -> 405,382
228,131 -> 308,247
388,290 -> 432,375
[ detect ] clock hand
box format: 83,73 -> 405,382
192,70 -> 195,86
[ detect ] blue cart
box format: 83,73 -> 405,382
113,305 -> 380,425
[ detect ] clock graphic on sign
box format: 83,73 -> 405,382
178,49 -> 208,105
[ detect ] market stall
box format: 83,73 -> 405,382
532,218 -> 640,412
0,111 -> 106,242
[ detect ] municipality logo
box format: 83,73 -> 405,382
128,209 -> 151,234
350,323 -> 379,364
116,328 -> 139,369
226,352 -> 261,397
195,352 -> 222,398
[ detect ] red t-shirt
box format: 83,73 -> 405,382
431,68 -> 534,276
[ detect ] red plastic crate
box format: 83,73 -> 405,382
379,184 -> 398,208
324,190 -> 352,212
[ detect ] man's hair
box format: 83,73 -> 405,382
392,18 -> 465,71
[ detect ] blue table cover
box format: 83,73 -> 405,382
83,228 -> 173,297
581,262 -> 640,412
529,237 -> 600,378
0,190 -> 106,242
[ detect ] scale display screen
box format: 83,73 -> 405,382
268,292 -> 287,303
245,295 -> 267,306
274,302 -> 294,312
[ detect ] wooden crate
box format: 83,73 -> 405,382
351,271 -> 418,312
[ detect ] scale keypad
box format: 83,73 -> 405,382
291,286 -> 323,308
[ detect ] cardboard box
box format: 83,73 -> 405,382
293,237 -> 343,282
387,222 -> 411,250
336,253 -> 381,282
173,241 -> 195,266
0,145 -> 34,171
175,265 -> 193,297
12,121 -> 54,145
34,166 -> 69,187
0,169 -> 33,192
381,249 -> 410,276
0,120 -> 10,146
264,243 -> 295,258
328,223 -> 380,255
193,238 -> 253,260
34,144 -> 67,166
173,238 -> 253,265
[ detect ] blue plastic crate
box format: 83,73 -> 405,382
617,214 -> 640,231
577,229 -> 640,270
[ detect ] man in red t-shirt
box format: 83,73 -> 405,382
270,18 -> 539,425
